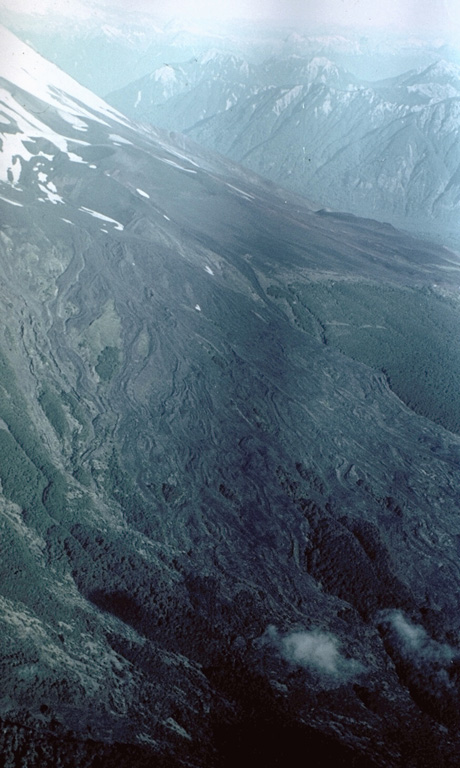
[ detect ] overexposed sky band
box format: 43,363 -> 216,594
0,0 -> 459,34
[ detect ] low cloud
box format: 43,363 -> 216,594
266,625 -> 364,681
384,611 -> 456,664
380,611 -> 460,712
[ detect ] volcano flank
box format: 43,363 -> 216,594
1,26 -> 460,767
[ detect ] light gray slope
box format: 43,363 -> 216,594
186,58 -> 460,240
2,29 -> 460,767
107,53 -> 460,242
107,50 -> 260,133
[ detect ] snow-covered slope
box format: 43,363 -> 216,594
0,25 -> 130,187
0,26 -> 128,126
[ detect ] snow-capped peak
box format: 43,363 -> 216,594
306,57 -> 341,83
198,49 -> 249,76
0,25 -> 129,128
152,64 -> 178,85
199,49 -> 225,66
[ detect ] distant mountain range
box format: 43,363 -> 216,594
107,53 -> 460,241
2,24 -> 460,768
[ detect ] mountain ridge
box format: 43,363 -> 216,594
106,50 -> 460,242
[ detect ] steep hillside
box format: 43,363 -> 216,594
108,54 -> 460,241
2,27 -> 460,767
108,50 -> 260,133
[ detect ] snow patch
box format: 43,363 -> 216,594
134,90 -> 142,109
205,265 -> 214,275
167,151 -> 200,168
225,183 -> 255,201
79,206 -> 124,230
0,125 -> 33,184
109,133 -> 133,145
37,175 -> 63,200
0,195 -> 23,207
194,304 -> 201,312
67,152 -> 86,164
160,158 -> 197,173
322,95 -> 332,116
57,110 -> 88,132
153,65 -> 177,85
307,57 -> 340,82
7,155 -> 22,185
38,183 -> 64,204
273,86 -> 303,117
136,188 -> 150,198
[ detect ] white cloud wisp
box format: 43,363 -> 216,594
267,625 -> 365,681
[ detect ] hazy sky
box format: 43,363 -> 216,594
0,0 -> 459,36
